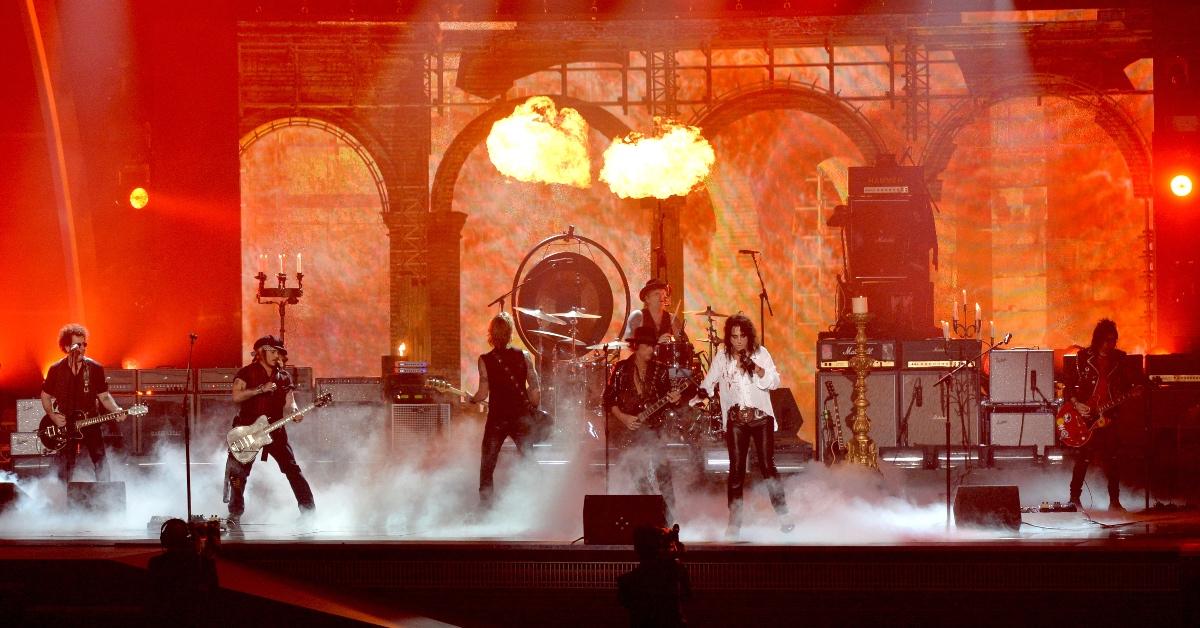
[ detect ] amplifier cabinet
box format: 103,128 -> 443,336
815,371 -> 898,451
10,432 -> 43,456
286,366 -> 314,392
901,339 -> 981,370
986,411 -> 1055,454
989,349 -> 1053,404
390,404 -> 450,450
198,368 -> 238,394
17,399 -> 42,432
899,369 -> 980,447
318,377 -> 382,403
138,368 -> 190,395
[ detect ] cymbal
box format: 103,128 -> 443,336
684,306 -> 729,318
528,329 -> 587,346
515,307 -> 566,325
586,340 -> 627,351
551,308 -> 601,320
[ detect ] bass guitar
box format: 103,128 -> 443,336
1056,387 -> 1143,448
427,376 -> 553,441
821,381 -> 848,465
38,404 -> 149,453
227,392 -> 332,463
612,381 -> 687,449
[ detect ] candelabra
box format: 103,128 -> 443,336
254,266 -> 303,344
847,310 -> 879,469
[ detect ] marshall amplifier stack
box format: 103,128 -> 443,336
103,368 -> 138,454
816,338 -> 899,453
136,368 -> 191,456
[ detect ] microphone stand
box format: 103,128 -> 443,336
745,251 -> 774,345
934,335 -> 1008,528
183,333 -> 198,524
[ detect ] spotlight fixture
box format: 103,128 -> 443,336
1169,173 -> 1194,197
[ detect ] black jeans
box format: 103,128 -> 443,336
54,424 -> 109,483
479,415 -> 533,507
1069,420 -> 1121,505
725,416 -> 788,526
224,428 -> 315,517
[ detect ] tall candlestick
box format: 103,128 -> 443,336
953,301 -> 960,323
990,320 -> 996,341
962,288 -> 967,308
852,296 -> 868,314
296,253 -> 303,274
941,320 -> 951,341
278,253 -> 285,274
975,303 -> 981,327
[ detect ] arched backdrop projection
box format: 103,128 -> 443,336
240,124 -> 390,377
236,47 -> 1153,446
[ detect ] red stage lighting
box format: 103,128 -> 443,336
129,186 -> 150,209
1169,173 -> 1194,198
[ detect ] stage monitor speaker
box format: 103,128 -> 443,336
582,494 -> 667,545
954,485 -> 1020,531
769,388 -> 804,436
815,371 -> 898,450
67,481 -> 126,512
987,411 -> 1055,454
989,349 -> 1053,403
899,369 -> 980,447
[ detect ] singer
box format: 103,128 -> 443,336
40,323 -> 126,485
698,313 -> 793,536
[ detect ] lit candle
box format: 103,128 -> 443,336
257,254 -> 265,274
941,320 -> 951,341
975,303 -> 981,327
398,342 -> 407,357
952,300 -> 959,323
990,320 -> 996,341
278,253 -> 285,274
962,288 -> 967,307
296,252 -> 303,274
852,296 -> 868,314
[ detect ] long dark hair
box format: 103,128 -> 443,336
1089,318 -> 1118,351
722,313 -> 759,362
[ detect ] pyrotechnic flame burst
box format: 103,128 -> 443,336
486,96 -> 592,188
599,118 -> 715,199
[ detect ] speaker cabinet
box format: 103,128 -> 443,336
815,371 -> 898,450
583,494 -> 667,545
390,404 -> 450,451
67,481 -> 126,512
954,485 -> 1020,531
987,411 -> 1055,454
136,396 -> 191,456
899,370 -> 980,447
990,349 -> 1053,403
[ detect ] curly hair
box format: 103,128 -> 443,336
722,313 -> 759,361
57,323 -> 88,351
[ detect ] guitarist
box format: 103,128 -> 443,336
1064,319 -> 1139,512
224,335 -> 315,526
467,312 -> 542,509
40,323 -> 125,483
603,326 -> 682,522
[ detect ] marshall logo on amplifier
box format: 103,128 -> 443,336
817,338 -> 897,370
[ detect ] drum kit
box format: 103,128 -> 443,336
516,304 -> 735,448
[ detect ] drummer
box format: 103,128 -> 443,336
624,278 -> 688,345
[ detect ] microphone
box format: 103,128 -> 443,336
189,332 -> 199,341
738,249 -> 759,255
68,343 -> 82,352
915,379 -> 923,407
824,380 -> 838,399
1000,332 -> 1013,345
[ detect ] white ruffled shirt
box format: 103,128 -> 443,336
699,345 -> 781,430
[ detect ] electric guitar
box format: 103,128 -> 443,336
612,381 -> 687,449
822,381 -> 848,465
1056,387 -> 1143,448
38,404 -> 149,453
427,377 -> 488,410
227,392 -> 332,463
427,376 -> 553,440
